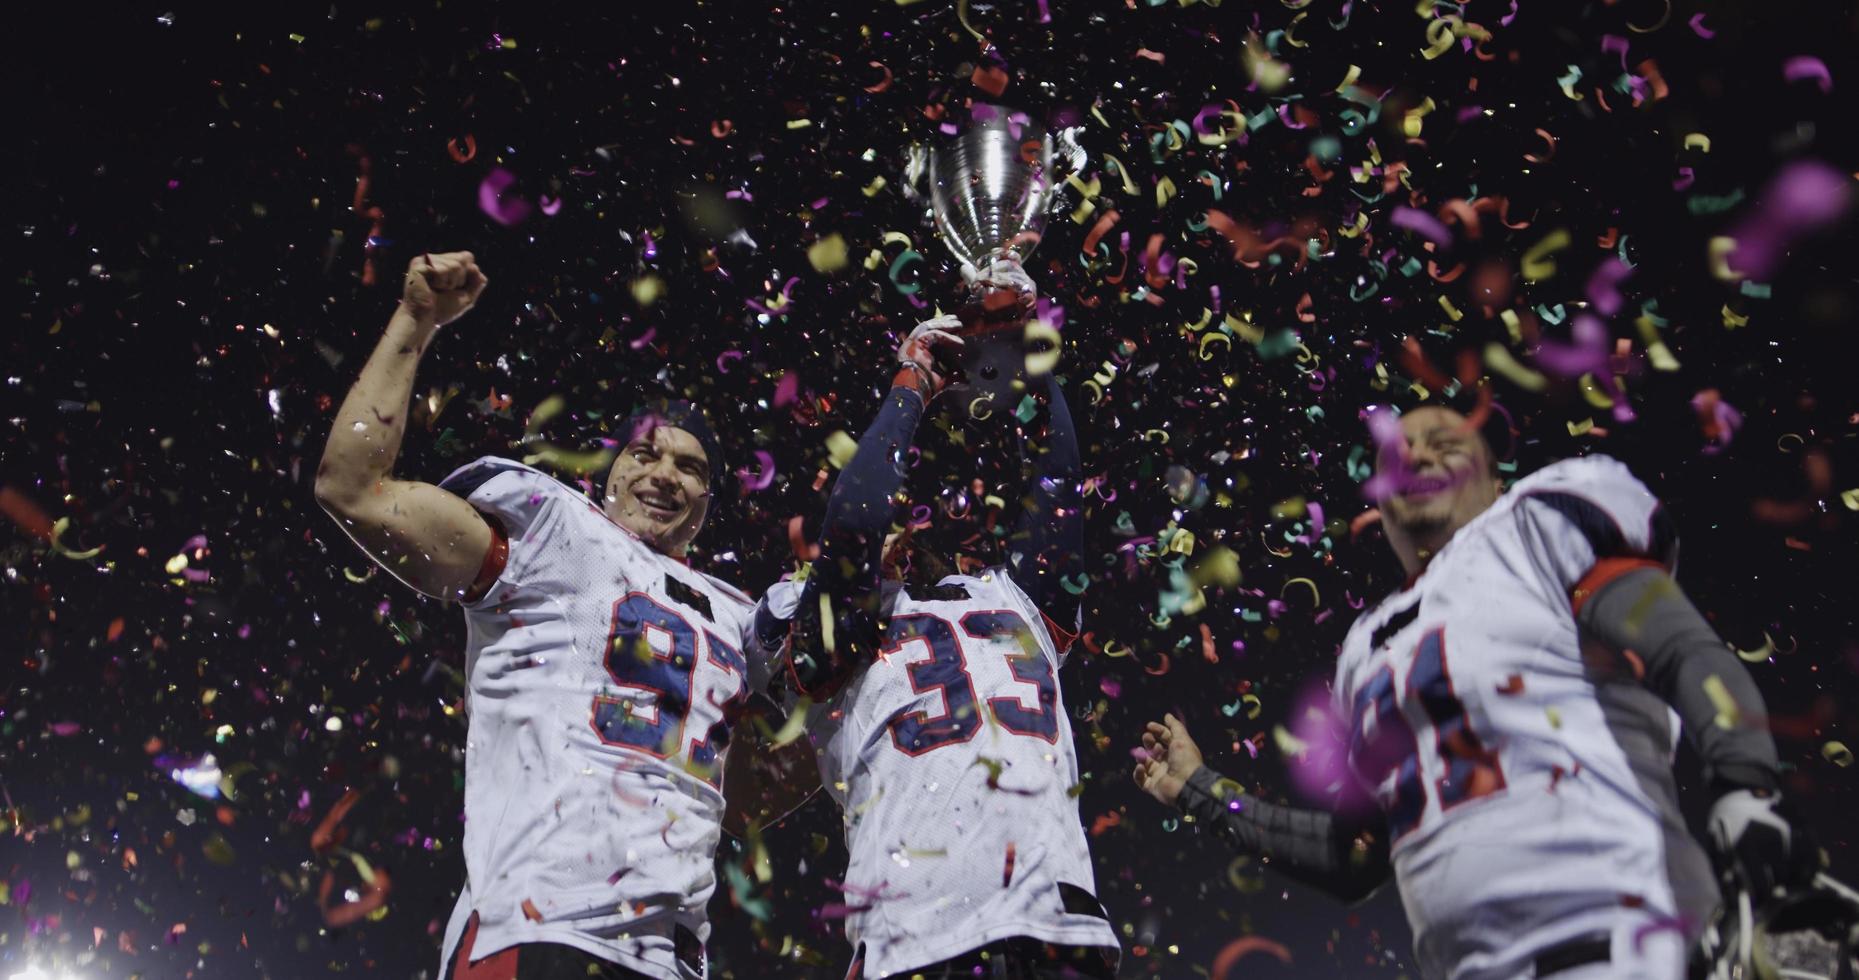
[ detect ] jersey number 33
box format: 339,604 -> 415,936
882,610 -> 1058,756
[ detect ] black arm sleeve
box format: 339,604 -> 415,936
1175,766 -> 1393,904
1577,566 -> 1782,796
786,385 -> 926,699
1006,374 -> 1083,632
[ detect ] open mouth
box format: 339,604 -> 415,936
634,490 -> 682,522
1397,471 -> 1460,500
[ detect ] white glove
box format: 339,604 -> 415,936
1709,788 -> 1813,901
895,314 -> 965,398
960,255 -> 1038,302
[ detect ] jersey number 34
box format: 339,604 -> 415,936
1347,627 -> 1506,840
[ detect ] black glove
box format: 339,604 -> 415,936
1708,788 -> 1821,903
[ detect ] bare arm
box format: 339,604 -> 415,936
314,252 -> 493,601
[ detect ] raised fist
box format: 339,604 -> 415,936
402,251 -> 488,326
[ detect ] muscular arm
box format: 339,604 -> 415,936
1176,767 -> 1394,903
785,384 -> 927,698
1576,566 -> 1781,795
1007,374 -> 1084,637
314,254 -> 492,601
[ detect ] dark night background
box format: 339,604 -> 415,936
5,0 -> 1858,977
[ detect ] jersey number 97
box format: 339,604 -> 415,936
592,592 -> 748,784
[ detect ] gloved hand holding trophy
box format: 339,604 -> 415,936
905,104 -> 1084,415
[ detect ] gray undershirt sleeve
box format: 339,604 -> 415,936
1174,766 -> 1393,903
1577,566 -> 1781,795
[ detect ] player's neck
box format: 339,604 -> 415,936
1390,524 -> 1453,580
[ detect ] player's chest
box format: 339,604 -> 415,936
1344,538 -> 1572,699
1346,583 -> 1560,710
1337,554 -> 1577,840
532,525 -> 751,700
840,592 -> 1064,756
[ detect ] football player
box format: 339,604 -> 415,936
747,261 -> 1121,978
316,252 -> 762,979
1133,403 -> 1817,980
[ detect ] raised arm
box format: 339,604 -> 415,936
784,316 -> 961,699
1007,373 -> 1084,639
1135,715 -> 1393,904
314,252 -> 493,601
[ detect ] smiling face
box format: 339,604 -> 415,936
603,423 -> 712,558
1379,406 -> 1504,575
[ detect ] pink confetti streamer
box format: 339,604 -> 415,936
1391,206 -> 1453,247
1783,55 -> 1832,93
1585,257 -> 1632,317
478,168 -> 533,227
734,451 -> 776,493
1726,161 -> 1852,280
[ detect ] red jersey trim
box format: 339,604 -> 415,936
462,518 -> 509,604
1570,556 -> 1664,615
1041,609 -> 1079,655
448,912 -> 518,980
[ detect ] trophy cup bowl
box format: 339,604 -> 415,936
915,105 -> 1080,414
926,106 -> 1058,270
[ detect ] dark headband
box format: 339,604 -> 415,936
625,399 -> 726,495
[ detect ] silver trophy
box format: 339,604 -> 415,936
907,105 -> 1083,413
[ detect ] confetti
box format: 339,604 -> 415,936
6,4 -> 1857,976
1211,936 -> 1293,979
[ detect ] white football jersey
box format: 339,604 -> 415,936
752,570 -> 1119,979
1334,455 -> 1713,979
434,457 -> 756,979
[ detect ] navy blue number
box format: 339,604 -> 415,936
1347,666 -> 1425,839
962,611 -> 1058,743
593,593 -> 698,757
1409,628 -> 1505,811
686,630 -> 750,785
1348,628 -> 1505,839
884,614 -> 980,755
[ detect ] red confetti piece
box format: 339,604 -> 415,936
1212,936 -> 1293,980
318,865 -> 391,927
0,486 -> 53,540
311,789 -> 362,856
971,63 -> 1008,97
862,62 -> 893,94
